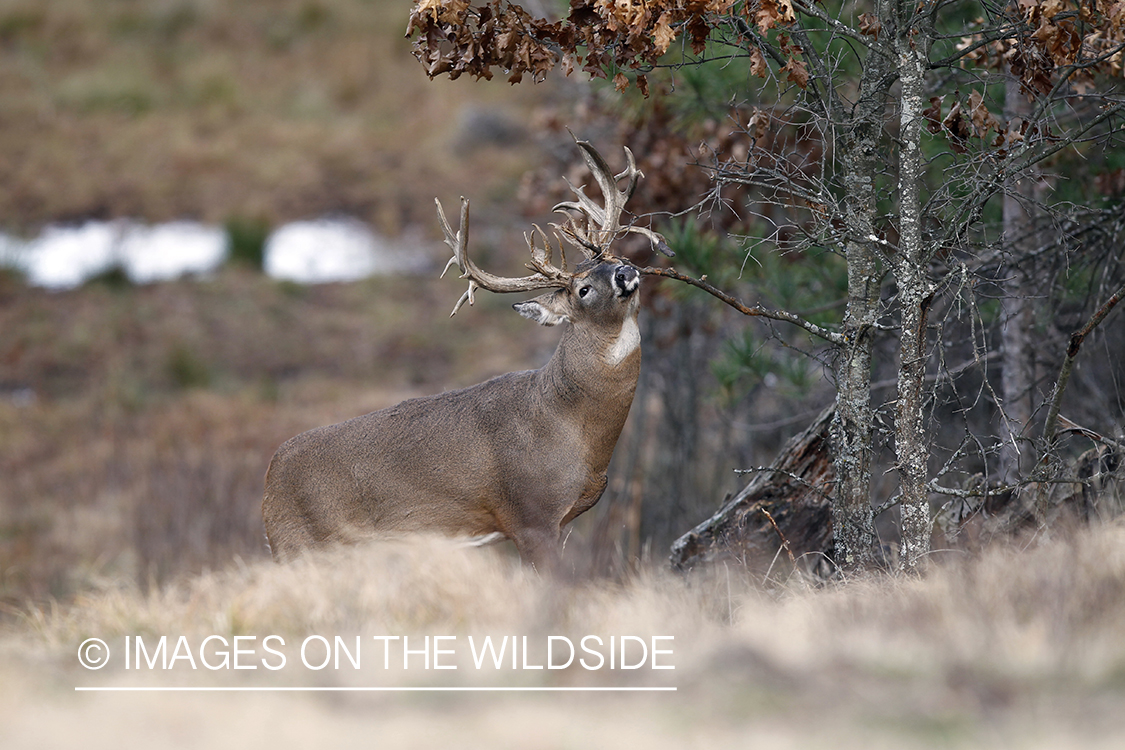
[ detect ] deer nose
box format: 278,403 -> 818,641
613,265 -> 639,297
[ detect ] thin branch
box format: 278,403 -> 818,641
790,0 -> 887,54
1053,414 -> 1125,453
939,100 -> 1125,255
872,491 -> 902,517
760,508 -> 798,567
635,265 -> 846,344
928,20 -> 1024,70
1040,282 -> 1125,445
927,480 -> 1020,500
869,350 -> 1000,391
727,17 -> 788,68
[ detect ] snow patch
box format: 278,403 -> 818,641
0,218 -> 432,288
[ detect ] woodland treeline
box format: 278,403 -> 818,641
409,0 -> 1125,573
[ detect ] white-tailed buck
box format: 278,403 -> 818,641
262,140 -> 670,569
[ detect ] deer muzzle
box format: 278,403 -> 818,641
613,265 -> 640,297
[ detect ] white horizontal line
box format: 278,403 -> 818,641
75,686 -> 677,693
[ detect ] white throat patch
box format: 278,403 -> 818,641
605,316 -> 640,366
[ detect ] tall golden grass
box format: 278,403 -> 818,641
3,522 -> 1124,748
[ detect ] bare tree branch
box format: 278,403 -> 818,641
1041,282 -> 1125,446
635,265 -> 845,344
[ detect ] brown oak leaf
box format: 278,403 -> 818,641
653,12 -> 677,55
782,57 -> 809,88
750,46 -> 769,78
923,96 -> 943,134
942,101 -> 971,153
967,90 -> 1000,136
757,0 -> 796,34
858,13 -> 881,39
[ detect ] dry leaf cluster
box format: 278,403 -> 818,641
405,0 -> 805,94
959,1 -> 1125,95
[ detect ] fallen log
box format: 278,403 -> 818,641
670,405 -> 836,573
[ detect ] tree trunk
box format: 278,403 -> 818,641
829,0 -> 896,571
893,10 -> 935,571
998,72 -> 1038,485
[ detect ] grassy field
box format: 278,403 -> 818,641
2,524 -> 1124,748
0,0 -> 556,233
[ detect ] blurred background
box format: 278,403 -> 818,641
0,0 -> 556,603
0,0 -> 814,609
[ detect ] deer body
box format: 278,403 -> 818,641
264,263 -> 643,567
262,140 -> 669,569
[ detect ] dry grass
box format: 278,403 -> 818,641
5,246 -> 1123,750
1,523 -> 1123,748
0,0 -> 554,232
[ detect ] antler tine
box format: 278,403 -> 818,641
552,140 -> 674,259
525,224 -> 571,277
435,197 -> 570,317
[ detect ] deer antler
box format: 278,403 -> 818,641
437,139 -> 671,316
552,139 -> 674,259
437,197 -> 570,316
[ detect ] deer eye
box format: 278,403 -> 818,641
578,286 -> 592,298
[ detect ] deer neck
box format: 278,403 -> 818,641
538,314 -> 641,463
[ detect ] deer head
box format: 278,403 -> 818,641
437,138 -> 672,317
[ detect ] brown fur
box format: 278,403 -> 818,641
262,262 -> 642,570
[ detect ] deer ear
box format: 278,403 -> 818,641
513,293 -> 570,327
